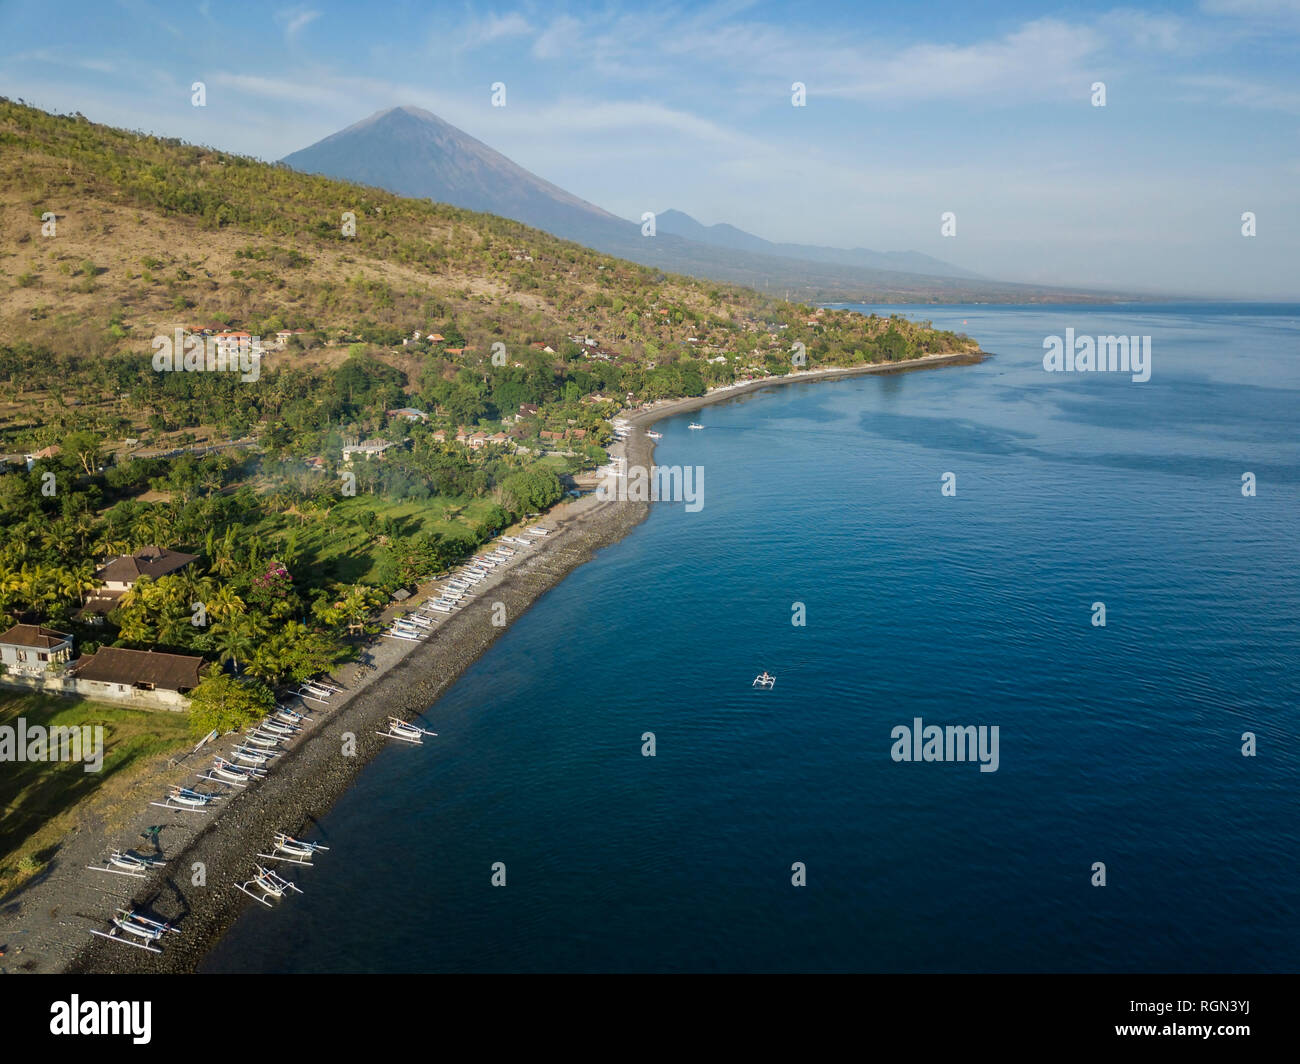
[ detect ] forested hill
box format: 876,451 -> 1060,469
0,97 -> 977,445
0,99 -> 980,736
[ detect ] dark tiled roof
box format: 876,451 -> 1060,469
0,623 -> 73,649
74,590 -> 126,619
97,546 -> 198,585
71,646 -> 203,691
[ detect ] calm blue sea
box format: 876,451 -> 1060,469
205,303 -> 1300,973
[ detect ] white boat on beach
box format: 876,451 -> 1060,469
257,832 -> 330,866
236,864 -> 304,907
151,785 -> 222,812
377,716 -> 438,745
87,850 -> 166,878
89,908 -> 180,953
198,756 -> 265,787
646,430 -> 663,439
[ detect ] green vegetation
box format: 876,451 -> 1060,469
0,692 -> 190,894
186,672 -> 275,738
0,98 -> 978,738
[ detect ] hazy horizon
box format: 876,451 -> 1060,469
3,0 -> 1298,299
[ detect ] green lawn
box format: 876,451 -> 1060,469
254,494 -> 506,584
0,692 -> 190,895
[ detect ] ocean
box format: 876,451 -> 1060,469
204,303 -> 1300,973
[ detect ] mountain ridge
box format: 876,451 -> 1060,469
282,106 -> 1119,303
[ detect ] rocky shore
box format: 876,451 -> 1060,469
0,351 -> 980,975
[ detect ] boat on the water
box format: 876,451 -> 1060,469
689,423 -> 704,430
752,671 -> 776,689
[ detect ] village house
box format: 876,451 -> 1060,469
213,331 -> 255,356
78,545 -> 199,624
387,407 -> 429,423
99,546 -> 196,593
68,646 -> 204,710
0,624 -> 74,678
341,438 -> 399,463
516,403 -> 540,421
24,444 -> 61,470
466,432 -> 488,449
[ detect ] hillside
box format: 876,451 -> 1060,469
0,99 -> 978,677
0,99 -> 977,451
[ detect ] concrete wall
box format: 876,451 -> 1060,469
0,672 -> 190,712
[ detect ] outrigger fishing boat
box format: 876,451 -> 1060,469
89,908 -> 179,953
87,850 -> 167,878
689,423 -> 704,430
235,864 -> 304,906
646,430 -> 663,439
752,671 -> 776,689
198,756 -> 266,788
151,785 -> 222,812
274,704 -> 310,723
257,832 -> 330,866
296,683 -> 333,704
377,716 -> 438,745
231,744 -> 276,766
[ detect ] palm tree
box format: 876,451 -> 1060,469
213,619 -> 255,674
59,563 -> 96,608
208,585 -> 246,622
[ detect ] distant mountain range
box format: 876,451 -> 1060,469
283,106 -> 1119,303
652,209 -> 979,280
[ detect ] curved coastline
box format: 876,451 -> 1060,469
43,349 -> 983,974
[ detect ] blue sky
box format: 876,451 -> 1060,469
2,0 -> 1298,297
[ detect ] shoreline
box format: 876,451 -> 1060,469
8,349 -> 980,974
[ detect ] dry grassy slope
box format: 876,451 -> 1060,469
0,109 -> 763,364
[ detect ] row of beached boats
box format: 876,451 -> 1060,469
84,682 -> 339,952
83,527 -> 558,954
86,826 -> 333,951
383,529 -> 546,642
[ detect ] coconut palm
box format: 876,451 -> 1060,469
213,618 -> 256,674
208,584 -> 246,622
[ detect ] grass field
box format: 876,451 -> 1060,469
255,494 -> 507,584
0,692 -> 190,896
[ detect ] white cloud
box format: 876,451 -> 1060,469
276,6 -> 321,44
1175,73 -> 1300,112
